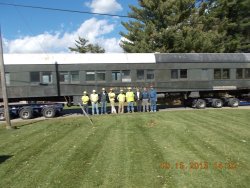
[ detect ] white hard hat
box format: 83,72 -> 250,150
93,90 -> 96,93
102,88 -> 105,91
83,91 -> 87,94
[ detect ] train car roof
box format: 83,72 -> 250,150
3,53 -> 156,65
3,53 -> 250,64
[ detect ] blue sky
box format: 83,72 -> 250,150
0,0 -> 138,53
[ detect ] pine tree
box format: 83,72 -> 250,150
69,37 -> 105,53
120,0 -> 224,52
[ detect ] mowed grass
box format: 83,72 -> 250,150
0,109 -> 249,188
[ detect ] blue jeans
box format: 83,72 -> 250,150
150,100 -> 157,112
92,102 -> 99,115
101,101 -> 107,114
127,102 -> 134,112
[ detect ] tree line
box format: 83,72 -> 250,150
70,0 -> 249,53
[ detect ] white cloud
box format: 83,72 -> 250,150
86,0 -> 122,14
4,18 -> 123,53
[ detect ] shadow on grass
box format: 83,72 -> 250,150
0,155 -> 13,164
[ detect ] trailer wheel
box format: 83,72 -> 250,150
196,99 -> 206,109
228,98 -> 239,107
42,107 -> 56,118
212,99 -> 223,108
0,111 -> 5,121
19,108 -> 33,120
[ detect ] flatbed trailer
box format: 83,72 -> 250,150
0,103 -> 64,121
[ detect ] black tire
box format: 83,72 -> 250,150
0,111 -> 5,121
196,99 -> 206,109
19,108 -> 33,120
42,107 -> 56,118
212,99 -> 223,108
228,98 -> 240,107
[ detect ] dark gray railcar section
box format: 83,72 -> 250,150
1,53 -> 250,100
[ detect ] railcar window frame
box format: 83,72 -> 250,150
137,70 -> 144,81
70,71 -> 80,83
86,71 -> 95,82
146,69 -> 155,80
59,71 -> 70,83
112,70 -> 121,82
30,72 -> 40,84
41,71 -> 53,84
5,72 -> 10,86
214,69 -> 222,80
180,69 -> 187,79
245,68 -> 250,79
122,70 -> 131,83
96,71 -> 106,82
171,69 -> 178,79
236,68 -> 244,79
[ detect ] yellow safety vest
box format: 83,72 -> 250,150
90,94 -> 99,103
109,92 -> 116,102
117,93 -> 126,102
82,95 -> 89,104
126,91 -> 134,102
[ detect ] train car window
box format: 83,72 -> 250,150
180,69 -> 187,79
112,71 -> 121,81
214,69 -> 221,79
137,70 -> 144,80
5,73 -> 10,86
60,72 -> 70,83
30,72 -> 40,83
146,70 -> 154,80
96,71 -> 106,81
71,71 -> 80,82
171,69 -> 178,79
236,69 -> 243,79
245,68 -> 250,79
122,70 -> 131,82
222,69 -> 230,79
42,72 -> 53,84
86,71 -> 95,81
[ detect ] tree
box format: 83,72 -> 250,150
207,0 -> 250,52
69,37 -> 105,53
120,0 -> 249,53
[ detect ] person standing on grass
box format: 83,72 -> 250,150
81,91 -> 89,114
149,86 -> 157,112
100,88 -> 108,114
117,89 -> 126,113
109,88 -> 117,114
135,88 -> 142,112
90,90 -> 99,115
126,87 -> 135,113
142,87 -> 150,112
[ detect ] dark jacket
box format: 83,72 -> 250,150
99,92 -> 108,102
135,91 -> 143,101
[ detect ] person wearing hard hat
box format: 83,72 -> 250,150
149,85 -> 157,112
126,87 -> 135,113
142,87 -> 150,112
90,90 -> 99,115
100,88 -> 108,114
81,91 -> 89,114
108,88 -> 117,114
117,89 -> 126,113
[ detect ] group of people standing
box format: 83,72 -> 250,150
81,86 -> 157,115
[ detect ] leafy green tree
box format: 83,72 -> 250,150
120,0 -> 249,53
207,0 -> 250,52
69,37 -> 105,53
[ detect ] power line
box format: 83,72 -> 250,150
0,2 -> 130,18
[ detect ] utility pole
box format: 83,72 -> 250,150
0,26 -> 12,129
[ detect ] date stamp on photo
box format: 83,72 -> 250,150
160,161 -> 238,170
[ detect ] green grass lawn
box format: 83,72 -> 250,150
0,109 -> 249,188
